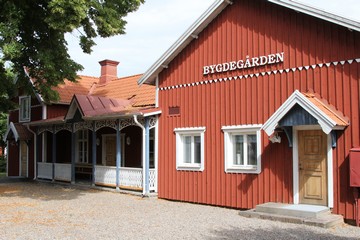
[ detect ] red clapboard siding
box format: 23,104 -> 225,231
157,0 -> 360,221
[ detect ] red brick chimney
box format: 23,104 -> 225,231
99,59 -> 119,85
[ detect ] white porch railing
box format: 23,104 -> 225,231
37,162 -> 52,180
95,166 -> 156,191
54,163 -> 71,182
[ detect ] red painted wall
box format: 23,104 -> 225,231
7,143 -> 19,176
157,0 -> 360,220
47,104 -> 69,119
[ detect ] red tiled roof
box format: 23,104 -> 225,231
302,92 -> 349,127
52,74 -> 155,109
52,75 -> 98,104
91,74 -> 155,107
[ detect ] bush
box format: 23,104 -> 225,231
0,156 -> 6,173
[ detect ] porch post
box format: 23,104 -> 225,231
92,121 -> 96,186
71,123 -> 76,184
116,119 -> 121,191
52,125 -> 56,181
144,117 -> 150,195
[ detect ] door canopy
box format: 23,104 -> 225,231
3,122 -> 33,142
262,90 -> 349,136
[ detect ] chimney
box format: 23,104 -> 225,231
99,59 -> 120,85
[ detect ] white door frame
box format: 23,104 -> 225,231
19,141 -> 28,177
292,125 -> 334,208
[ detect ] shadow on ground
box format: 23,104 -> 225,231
0,177 -> 97,201
208,225 -> 358,240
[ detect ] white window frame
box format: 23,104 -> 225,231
76,129 -> 89,164
19,96 -> 31,122
222,125 -> 262,174
174,127 -> 205,171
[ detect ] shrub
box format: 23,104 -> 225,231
0,156 -> 6,173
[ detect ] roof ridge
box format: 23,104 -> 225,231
112,73 -> 143,81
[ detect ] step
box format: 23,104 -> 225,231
239,202 -> 344,228
255,202 -> 330,218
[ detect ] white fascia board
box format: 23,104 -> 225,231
138,0 -> 232,86
3,122 -> 19,142
268,0 -> 360,32
262,90 -> 338,136
143,110 -> 162,117
23,67 -> 45,104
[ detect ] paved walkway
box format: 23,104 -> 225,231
0,178 -> 360,239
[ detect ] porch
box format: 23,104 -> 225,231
31,94 -> 161,194
37,162 -> 156,191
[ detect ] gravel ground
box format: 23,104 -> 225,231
1,179 -> 360,240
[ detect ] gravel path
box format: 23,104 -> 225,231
1,179 -> 360,240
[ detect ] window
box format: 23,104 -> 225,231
222,125 -> 262,174
76,130 -> 88,163
19,96 -> 31,122
174,127 -> 205,171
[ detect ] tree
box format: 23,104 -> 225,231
0,0 -> 144,105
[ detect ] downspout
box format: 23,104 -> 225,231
133,115 -> 148,196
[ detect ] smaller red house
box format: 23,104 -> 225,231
4,60 -> 160,195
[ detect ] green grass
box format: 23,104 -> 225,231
0,172 -> 6,178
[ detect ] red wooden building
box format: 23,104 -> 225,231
4,60 -> 159,195
139,0 -> 360,221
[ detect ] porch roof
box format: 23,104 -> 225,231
4,122 -> 33,142
65,94 -> 161,121
262,90 -> 349,136
26,116 -> 66,126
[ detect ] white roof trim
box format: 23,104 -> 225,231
3,122 -> 19,142
64,96 -> 82,120
268,0 -> 360,32
138,0 -> 232,85
138,0 -> 360,86
23,67 -> 45,104
143,110 -> 162,117
262,90 -> 343,136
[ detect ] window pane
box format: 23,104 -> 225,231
21,98 -> 30,120
247,135 -> 257,165
234,135 -> 244,165
184,136 -> 191,163
194,136 -> 201,164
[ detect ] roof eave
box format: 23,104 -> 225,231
268,0 -> 360,32
137,0 -> 232,86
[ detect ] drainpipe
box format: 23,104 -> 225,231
133,115 -> 149,197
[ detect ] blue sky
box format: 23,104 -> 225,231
66,0 -> 360,78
